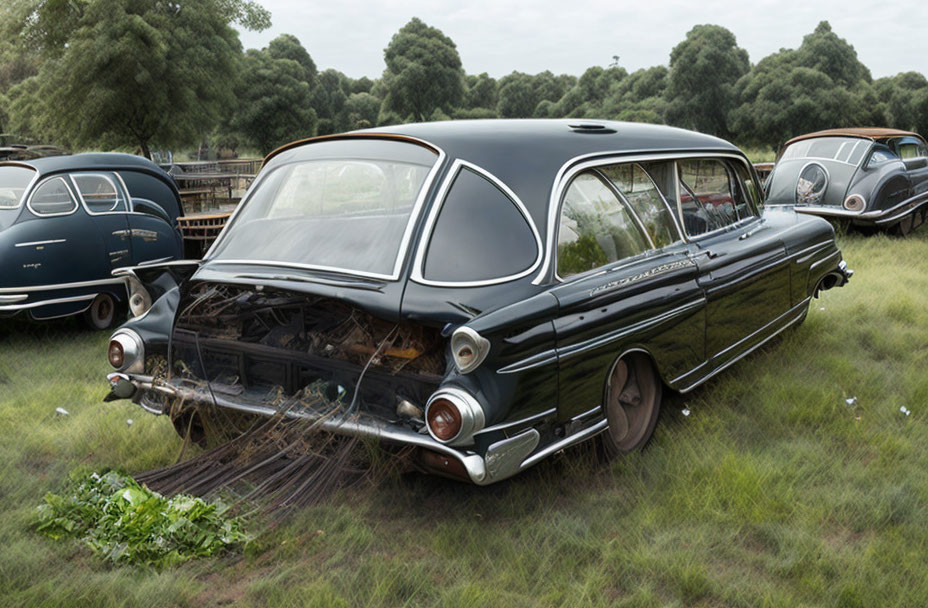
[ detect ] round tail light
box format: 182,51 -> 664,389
844,194 -> 866,212
108,340 -> 125,369
426,398 -> 462,441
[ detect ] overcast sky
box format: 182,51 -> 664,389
238,0 -> 928,81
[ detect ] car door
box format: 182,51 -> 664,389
10,175 -> 102,287
117,170 -> 184,264
551,163 -> 706,421
673,158 -> 791,371
69,172 -> 133,270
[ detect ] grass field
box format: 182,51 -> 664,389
2,229 -> 928,607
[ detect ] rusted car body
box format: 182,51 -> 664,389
104,120 -> 851,484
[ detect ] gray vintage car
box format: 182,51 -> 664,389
765,128 -> 928,235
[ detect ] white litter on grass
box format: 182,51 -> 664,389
819,307 -> 825,311
845,397 -> 858,407
55,407 -> 69,416
126,419 -> 134,426
681,408 -> 691,417
900,406 -> 911,416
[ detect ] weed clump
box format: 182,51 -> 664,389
33,470 -> 249,567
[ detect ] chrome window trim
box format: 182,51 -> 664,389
26,175 -> 79,217
0,277 -> 127,295
0,164 -> 40,211
674,157 -> 756,240
535,151 -> 755,285
203,136 -> 447,282
410,158 -> 544,288
69,172 -> 129,215
795,161 -> 831,207
589,167 -> 655,249
782,137 -> 871,167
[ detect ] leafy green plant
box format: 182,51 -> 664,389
34,470 -> 249,568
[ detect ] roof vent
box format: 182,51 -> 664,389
567,122 -> 616,135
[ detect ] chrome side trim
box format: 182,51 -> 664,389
202,136 -> 448,283
675,297 -> 811,392
14,239 -> 66,248
475,407 -> 557,435
520,419 -> 609,470
0,277 -> 127,295
410,158 -> 544,287
0,293 -> 96,312
534,150 -> 755,284
496,350 -> 558,374
557,298 -> 705,362
0,295 -> 28,304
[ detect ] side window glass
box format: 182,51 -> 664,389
599,163 -> 680,248
423,167 -> 538,283
867,147 -> 897,169
30,177 -> 77,216
676,159 -> 746,236
557,172 -> 650,278
898,143 -> 919,160
72,173 -> 127,213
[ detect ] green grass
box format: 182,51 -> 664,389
3,229 -> 928,606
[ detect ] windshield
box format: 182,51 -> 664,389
0,165 -> 36,209
209,139 -> 439,279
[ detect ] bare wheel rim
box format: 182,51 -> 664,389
605,354 -> 659,451
90,294 -> 115,328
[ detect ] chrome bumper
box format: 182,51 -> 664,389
106,372 -> 551,486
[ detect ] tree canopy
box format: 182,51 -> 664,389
382,18 -> 465,122
2,12 -> 926,158
5,0 -> 269,157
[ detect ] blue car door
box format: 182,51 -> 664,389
68,172 -> 133,271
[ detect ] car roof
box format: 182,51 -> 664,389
784,128 -> 922,147
1,152 -> 164,176
265,119 -> 742,229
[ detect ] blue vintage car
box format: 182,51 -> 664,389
0,153 -> 184,328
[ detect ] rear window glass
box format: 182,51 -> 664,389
0,166 -> 35,209
210,139 -> 438,278
30,177 -> 77,216
423,167 -> 538,283
782,137 -> 870,167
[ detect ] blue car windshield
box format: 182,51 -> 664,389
0,165 -> 35,209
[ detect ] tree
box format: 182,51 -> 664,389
228,36 -> 318,155
875,72 -> 928,134
382,18 -> 464,122
731,22 -> 883,149
464,73 -> 498,110
664,24 -> 749,138
497,72 -> 539,118
601,66 -> 669,124
267,33 -> 317,85
7,0 -> 270,157
343,92 -> 380,130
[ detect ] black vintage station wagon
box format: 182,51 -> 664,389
105,120 -> 851,484
766,128 -> 928,235
0,154 -> 184,328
